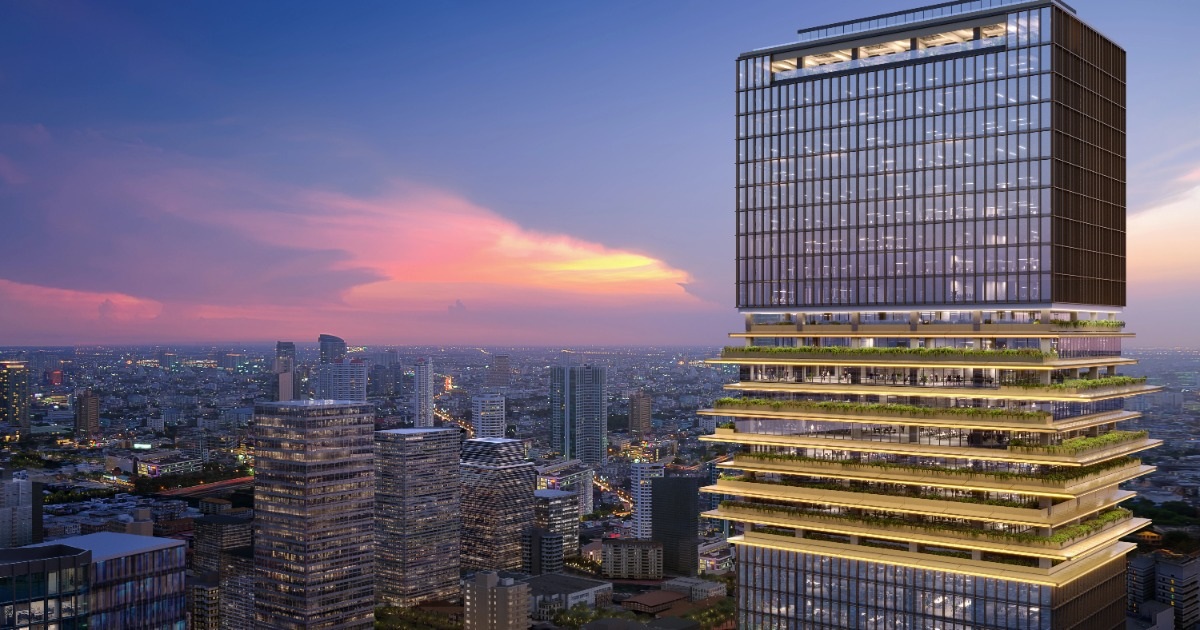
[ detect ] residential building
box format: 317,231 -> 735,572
31,532 -> 187,629
486,354 -> 512,389
601,540 -> 663,580
0,361 -> 29,435
521,528 -> 564,576
0,477 -> 42,548
274,341 -> 297,401
472,392 -> 507,439
461,438 -> 536,571
630,461 -> 664,540
0,544 -> 91,629
192,514 -> 252,575
414,358 -> 435,427
188,576 -> 221,630
536,459 -> 594,517
629,390 -> 652,437
314,360 -> 367,402
651,477 -> 701,576
74,389 -> 100,440
525,573 -> 613,622
463,571 -> 529,630
218,546 -> 255,630
254,401 -> 375,629
550,364 -> 608,466
534,488 -> 579,558
376,428 -> 461,606
318,333 -> 347,364
710,1 -> 1152,627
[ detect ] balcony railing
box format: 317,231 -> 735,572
712,397 -> 1051,424
721,346 -> 1055,364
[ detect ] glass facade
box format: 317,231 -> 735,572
736,2 -> 1124,309
90,545 -> 185,630
0,546 -> 90,630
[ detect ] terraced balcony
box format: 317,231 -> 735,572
724,378 -> 1161,402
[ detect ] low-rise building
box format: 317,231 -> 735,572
463,571 -> 529,630
662,576 -> 726,602
524,572 -> 612,622
601,539 -> 663,580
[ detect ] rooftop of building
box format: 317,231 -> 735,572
534,489 -> 576,499
193,514 -> 252,526
376,427 -> 459,436
29,532 -> 184,562
523,572 -> 611,596
0,544 -> 90,565
622,590 -> 687,607
255,399 -> 368,409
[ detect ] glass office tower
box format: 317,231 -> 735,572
705,1 -> 1156,628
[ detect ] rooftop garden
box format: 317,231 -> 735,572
1008,430 -> 1149,455
713,397 -> 1050,422
717,474 -> 1039,509
1009,376 -> 1147,391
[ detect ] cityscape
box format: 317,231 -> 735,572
2,0 -> 1200,629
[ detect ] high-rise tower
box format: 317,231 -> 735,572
375,428 -> 461,606
706,2 -> 1157,628
630,461 -> 664,540
274,341 -> 298,401
461,438 -> 536,571
486,354 -> 512,389
314,360 -> 368,402
0,361 -> 30,435
629,390 -> 652,437
74,389 -> 100,441
414,358 -> 435,427
472,392 -> 507,439
318,333 -> 347,364
254,401 -> 375,629
550,364 -> 608,466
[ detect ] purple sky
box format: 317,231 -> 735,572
1,1 -> 1198,346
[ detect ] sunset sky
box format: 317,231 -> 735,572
3,1 -> 1200,346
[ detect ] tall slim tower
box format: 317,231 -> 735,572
708,2 -> 1155,628
274,341 -> 298,401
74,388 -> 100,441
460,438 -> 536,571
414,358 -> 435,427
314,360 -> 368,402
253,401 -> 375,629
629,390 -> 652,437
317,333 -> 347,364
375,428 -> 461,606
472,392 -> 507,438
0,361 -> 30,435
550,364 -> 608,466
630,461 -> 664,540
486,354 -> 512,389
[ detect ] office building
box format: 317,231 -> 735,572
188,576 -> 221,630
630,461 -> 664,540
318,333 -> 347,364
534,488 -> 579,558
274,341 -> 298,401
486,354 -> 512,389
192,514 -> 252,575
629,390 -> 652,437
706,1 -> 1154,628
74,389 -> 100,441
461,438 -> 536,571
0,477 -> 41,549
0,544 -> 91,629
218,547 -> 255,630
254,401 -> 375,629
375,428 -> 461,606
0,361 -> 29,435
463,571 -> 529,630
30,532 -> 187,629
314,359 -> 368,402
536,459 -> 594,517
651,477 -> 702,576
601,540 -> 663,580
550,364 -> 608,466
1126,551 -> 1200,630
414,358 -> 435,427
521,528 -> 564,576
472,392 -> 507,439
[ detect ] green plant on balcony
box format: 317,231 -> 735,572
1008,430 -> 1148,455
723,345 -> 1054,359
1009,376 -> 1147,391
713,397 -> 1050,421
1048,319 -> 1125,328
721,475 -> 1040,509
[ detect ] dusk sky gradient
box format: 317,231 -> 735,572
2,1 -> 1200,346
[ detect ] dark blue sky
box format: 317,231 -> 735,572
1,1 -> 1198,345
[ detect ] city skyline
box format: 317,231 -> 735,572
3,1 -> 1200,347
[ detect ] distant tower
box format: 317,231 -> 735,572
630,461 -> 665,540
0,477 -> 42,547
315,360 -> 368,402
0,361 -> 30,435
254,401 -> 375,629
317,333 -> 347,364
461,438 -> 536,571
629,390 -> 652,437
533,489 -> 579,558
74,389 -> 100,441
274,341 -> 297,401
414,358 -> 435,427
550,363 -> 608,465
471,392 -> 506,438
376,428 -> 461,606
486,354 -> 512,389
651,476 -> 702,576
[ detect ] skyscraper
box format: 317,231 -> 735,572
486,354 -> 512,389
375,428 -> 461,606
314,359 -> 368,402
74,388 -> 100,441
650,476 -> 702,577
630,461 -> 664,540
414,357 -> 435,427
707,2 -> 1156,628
254,401 -> 375,629
472,392 -> 507,438
0,477 -> 42,548
629,390 -> 652,437
461,438 -> 536,571
533,488 -> 579,558
550,364 -> 608,466
0,361 -> 30,435
317,333 -> 347,364
274,341 -> 298,401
